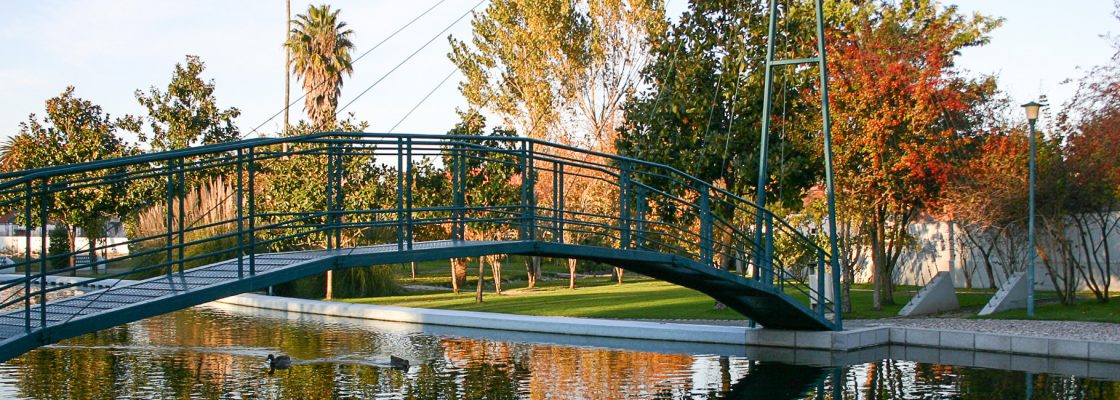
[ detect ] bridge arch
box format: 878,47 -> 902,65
0,132 -> 840,362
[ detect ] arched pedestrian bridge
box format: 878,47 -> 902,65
0,133 -> 841,362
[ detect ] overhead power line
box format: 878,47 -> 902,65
336,0 -> 486,116
244,0 -> 452,139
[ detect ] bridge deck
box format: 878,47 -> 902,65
0,240 -> 833,362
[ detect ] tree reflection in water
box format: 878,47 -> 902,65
0,306 -> 1116,399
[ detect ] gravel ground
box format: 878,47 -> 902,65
847,318 -> 1120,343
634,318 -> 1120,343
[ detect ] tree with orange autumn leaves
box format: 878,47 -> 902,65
823,0 -> 1001,308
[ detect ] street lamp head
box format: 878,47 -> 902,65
1022,101 -> 1043,122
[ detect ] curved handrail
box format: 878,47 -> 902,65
0,132 -> 840,332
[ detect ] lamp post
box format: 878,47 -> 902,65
1022,101 -> 1042,317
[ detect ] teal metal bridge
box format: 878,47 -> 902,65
0,132 -> 841,362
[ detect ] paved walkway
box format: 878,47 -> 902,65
636,318 -> 1120,343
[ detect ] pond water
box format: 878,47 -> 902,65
0,302 -> 1116,399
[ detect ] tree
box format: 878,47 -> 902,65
824,0 -> 1000,308
286,4 -> 354,130
444,109 -> 521,301
0,87 -> 141,274
453,0 -> 664,287
620,0 -> 821,208
1052,19 -> 1120,302
449,0 -> 589,140
136,55 -> 241,153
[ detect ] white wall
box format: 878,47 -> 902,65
855,213 -> 1120,291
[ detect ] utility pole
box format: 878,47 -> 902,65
283,0 -> 291,135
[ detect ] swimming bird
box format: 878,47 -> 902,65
389,355 -> 409,370
267,354 -> 291,375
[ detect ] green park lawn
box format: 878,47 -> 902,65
340,258 -> 1088,321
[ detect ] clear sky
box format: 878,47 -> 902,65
0,0 -> 1115,143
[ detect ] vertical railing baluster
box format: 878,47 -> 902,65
699,186 -> 712,267
452,144 -> 464,241
23,181 -> 32,332
325,143 -> 335,250
248,148 -> 256,275
832,245 -> 843,329
450,145 -> 458,241
817,249 -> 826,316
396,138 -> 404,250
335,142 -> 344,248
165,160 -> 174,277
405,138 -> 413,250
635,186 -> 646,250
38,179 -> 47,330
618,161 -> 631,250
177,159 -> 185,274
556,163 -> 564,244
236,149 -> 244,279
764,214 -> 774,287
518,142 -> 528,241
526,141 -> 535,241
551,162 -> 559,243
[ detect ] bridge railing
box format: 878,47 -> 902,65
0,132 -> 840,331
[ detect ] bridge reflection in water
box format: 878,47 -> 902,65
0,133 -> 841,362
2,305 -> 1116,399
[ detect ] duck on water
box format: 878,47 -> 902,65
266,354 -> 410,374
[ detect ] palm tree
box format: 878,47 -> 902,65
285,4 -> 354,130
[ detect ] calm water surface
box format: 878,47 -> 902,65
0,302 -> 1116,399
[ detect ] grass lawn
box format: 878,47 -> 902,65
974,295 -> 1120,323
340,276 -> 1000,321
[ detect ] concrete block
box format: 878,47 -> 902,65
1049,358 -> 1089,377
939,331 -> 975,350
905,346 -> 941,363
755,329 -> 796,347
793,349 -> 832,366
974,352 -> 1011,370
859,329 -> 881,347
832,331 -> 858,350
898,272 -> 960,316
906,329 -> 940,347
1048,339 -> 1089,359
1089,341 -> 1120,362
1011,355 -> 1048,374
876,328 -> 889,344
887,345 -> 907,360
794,331 -> 831,349
940,349 -> 974,366
975,334 -> 1011,353
889,327 -> 906,342
978,271 -> 1028,316
1088,362 -> 1120,381
1011,336 -> 1048,356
